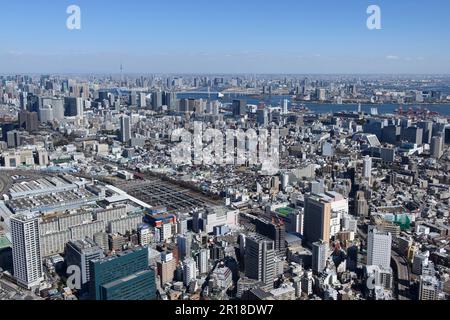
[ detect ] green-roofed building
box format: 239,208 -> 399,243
394,214 -> 412,231
275,207 -> 296,218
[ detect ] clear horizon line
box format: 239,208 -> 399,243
2,72 -> 450,77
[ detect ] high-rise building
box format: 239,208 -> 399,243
114,99 -> 121,111
65,238 -> 104,290
430,136 -> 443,159
301,270 -> 314,296
183,258 -> 197,286
380,147 -> 396,163
363,156 -> 372,180
238,234 -> 246,270
36,149 -> 49,166
177,234 -> 191,260
26,94 -> 40,113
177,219 -> 188,235
51,98 -> 65,121
367,227 -> 392,269
355,191 -> 369,217
310,180 -> 325,195
316,88 -> 326,101
232,99 -> 247,117
39,105 -> 54,123
89,247 -> 156,300
401,127 -> 423,145
244,234 -> 275,286
163,91 -> 177,111
303,195 -> 331,245
287,211 -> 304,234
412,251 -> 430,275
119,115 -> 131,143
138,224 -> 152,246
11,213 -> 44,289
351,84 -> 358,96
2,123 -> 17,143
139,92 -> 147,108
418,121 -> 433,144
7,130 -> 21,148
129,91 -> 137,106
151,91 -> 163,109
255,219 -> 285,252
196,249 -> 209,275
346,245 -> 359,272
64,97 -> 83,117
20,109 -> 34,129
381,125 -> 400,145
282,99 -> 289,114
212,266 -> 233,290
312,240 -> 328,274
256,108 -> 268,127
415,90 -> 424,103
178,98 -> 195,112
156,256 -> 176,286
419,275 -> 440,300
445,125 -> 450,145
19,92 -> 28,110
364,265 -> 393,291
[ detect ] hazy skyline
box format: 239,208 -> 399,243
1,0 -> 450,74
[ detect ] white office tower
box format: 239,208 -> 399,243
119,115 -> 131,143
326,191 -> 349,238
367,227 -> 392,269
363,156 -> 372,180
139,92 -> 147,108
196,249 -> 209,275
51,98 -> 65,121
183,258 -> 197,286
138,224 -> 152,246
280,172 -> 289,192
282,99 -> 289,115
312,240 -> 328,274
11,213 -> 44,289
76,97 -> 84,117
39,105 -> 54,123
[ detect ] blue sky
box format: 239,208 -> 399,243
0,0 -> 449,74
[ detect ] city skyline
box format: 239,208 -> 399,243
1,0 -> 450,74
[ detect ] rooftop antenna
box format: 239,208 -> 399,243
120,62 -> 124,84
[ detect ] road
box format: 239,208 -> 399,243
391,248 -> 411,300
